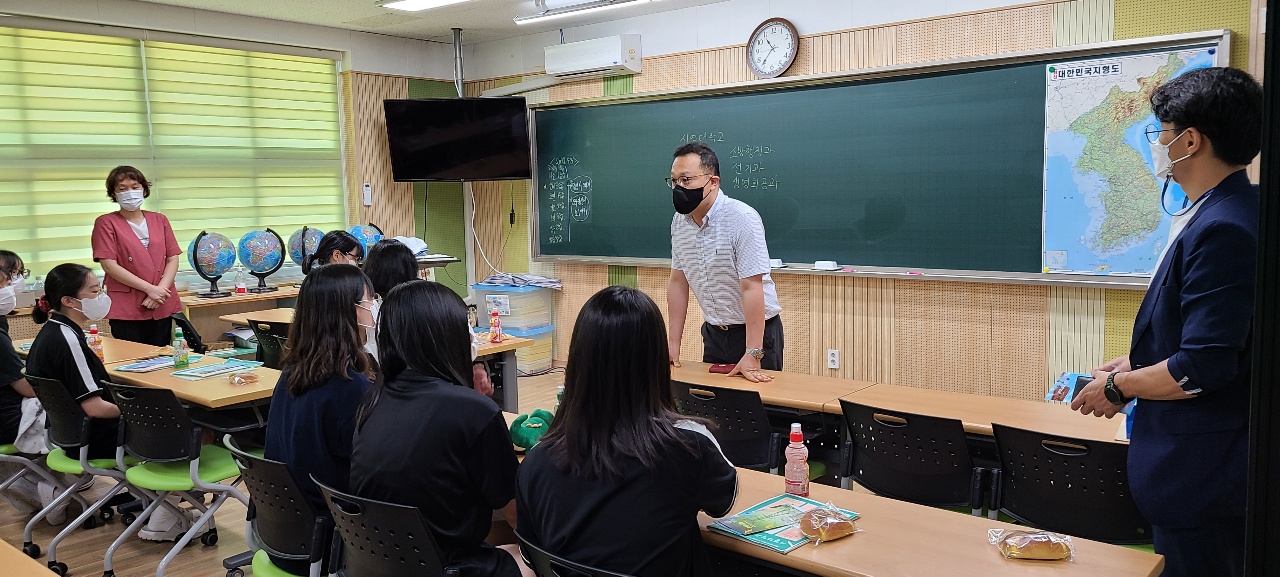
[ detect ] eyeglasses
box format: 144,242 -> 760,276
664,174 -> 713,190
343,252 -> 363,265
1144,123 -> 1184,144
1,268 -> 29,283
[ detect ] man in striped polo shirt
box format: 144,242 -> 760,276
666,142 -> 783,383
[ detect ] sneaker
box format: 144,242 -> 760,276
37,482 -> 68,526
138,505 -> 209,542
2,476 -> 41,514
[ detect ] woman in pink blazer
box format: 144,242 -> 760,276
90,166 -> 182,346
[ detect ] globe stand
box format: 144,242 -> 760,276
192,231 -> 232,298
246,228 -> 285,293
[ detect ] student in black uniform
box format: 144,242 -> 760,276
516,285 -> 738,577
350,280 -> 531,577
0,250 -> 40,513
301,231 -> 365,275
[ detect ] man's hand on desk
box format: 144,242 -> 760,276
727,354 -> 773,383
1071,372 -> 1124,419
668,338 -> 682,368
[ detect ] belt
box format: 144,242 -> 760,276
707,315 -> 779,331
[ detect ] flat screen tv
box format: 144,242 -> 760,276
384,97 -> 531,181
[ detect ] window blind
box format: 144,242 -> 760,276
0,26 -> 345,277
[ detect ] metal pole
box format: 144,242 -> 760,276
453,28 -> 464,98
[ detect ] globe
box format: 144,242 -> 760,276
187,232 -> 236,279
288,227 -> 325,266
238,229 -> 284,275
348,224 -> 384,254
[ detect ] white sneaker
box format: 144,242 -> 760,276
37,482 -> 68,526
2,476 -> 41,514
138,505 -> 210,542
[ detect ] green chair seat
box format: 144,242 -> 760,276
46,448 -> 139,475
125,444 -> 239,492
1123,543 -> 1156,554
252,549 -> 305,577
0,443 -> 18,455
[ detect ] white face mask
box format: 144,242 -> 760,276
74,292 -> 113,322
11,275 -> 24,293
0,286 -> 15,316
357,299 -> 381,360
1150,129 -> 1192,183
116,189 -> 145,212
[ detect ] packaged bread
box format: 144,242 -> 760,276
799,505 -> 858,546
988,529 -> 1074,561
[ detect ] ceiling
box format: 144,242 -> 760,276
137,0 -> 729,44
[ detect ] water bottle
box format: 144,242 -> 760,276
87,324 -> 104,363
172,328 -> 190,369
489,310 -> 503,343
784,423 -> 810,497
554,385 -> 565,414
31,275 -> 43,292
233,266 -> 248,294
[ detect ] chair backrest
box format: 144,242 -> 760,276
670,381 -> 773,469
26,374 -> 92,450
314,478 -> 450,577
226,440 -> 325,560
105,382 -> 197,463
991,423 -> 1151,544
840,400 -> 977,507
515,532 -> 634,577
248,320 -> 289,370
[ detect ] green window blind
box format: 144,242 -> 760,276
0,26 -> 345,277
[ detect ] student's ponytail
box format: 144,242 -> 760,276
32,264 -> 91,324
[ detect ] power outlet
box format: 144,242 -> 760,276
827,349 -> 839,369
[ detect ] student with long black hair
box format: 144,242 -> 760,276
301,230 -> 365,275
361,239 -> 416,298
516,285 -> 737,577
351,280 -> 531,577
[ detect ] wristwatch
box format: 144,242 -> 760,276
745,347 -> 765,360
1104,372 -> 1131,406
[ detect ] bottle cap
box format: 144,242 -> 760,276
790,423 -> 803,443
89,324 -> 98,332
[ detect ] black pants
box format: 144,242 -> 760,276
109,318 -> 174,347
1153,517 -> 1244,577
701,314 -> 784,370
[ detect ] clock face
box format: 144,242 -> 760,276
747,18 -> 798,79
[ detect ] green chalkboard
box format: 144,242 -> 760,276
534,63 -> 1048,272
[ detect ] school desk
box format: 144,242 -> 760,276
108,354 -> 279,410
14,336 -> 158,365
0,539 -> 52,576
181,285 -> 300,346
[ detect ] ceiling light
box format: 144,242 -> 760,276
514,0 -> 657,25
381,0 -> 471,11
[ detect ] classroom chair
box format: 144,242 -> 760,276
248,319 -> 290,370
27,375 -> 147,575
103,382 -> 249,577
990,423 -> 1152,545
838,400 -> 986,515
314,477 -> 458,577
671,381 -> 781,473
515,531 -> 633,577
223,437 -> 331,577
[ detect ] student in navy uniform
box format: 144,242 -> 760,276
350,280 -> 531,577
301,230 -> 365,274
517,285 -> 737,577
263,264 -> 375,574
0,250 -> 40,512
1072,67 -> 1263,577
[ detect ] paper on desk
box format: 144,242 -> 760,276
172,359 -> 263,381
115,355 -> 204,373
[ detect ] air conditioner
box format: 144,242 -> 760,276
544,34 -> 642,80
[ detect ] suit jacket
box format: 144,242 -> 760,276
1127,169 -> 1256,528
90,211 -> 182,321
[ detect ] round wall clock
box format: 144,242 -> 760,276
747,18 -> 799,79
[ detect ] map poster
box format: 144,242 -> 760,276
1042,46 -> 1218,275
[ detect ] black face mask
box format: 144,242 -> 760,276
672,184 -> 706,214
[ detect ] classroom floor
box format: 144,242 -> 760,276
0,372 -> 566,577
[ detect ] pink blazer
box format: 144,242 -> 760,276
91,211 -> 182,321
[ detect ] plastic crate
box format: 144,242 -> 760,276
472,284 -> 554,332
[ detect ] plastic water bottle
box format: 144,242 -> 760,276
489,310 -> 503,343
784,423 -> 810,497
172,328 -> 190,369
87,325 -> 104,363
233,266 -> 248,294
554,385 -> 565,414
31,275 -> 43,292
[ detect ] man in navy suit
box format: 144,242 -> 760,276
1072,67 -> 1263,577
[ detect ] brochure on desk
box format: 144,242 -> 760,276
709,494 -> 858,554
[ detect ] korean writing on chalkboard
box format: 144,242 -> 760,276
730,176 -> 781,190
680,131 -> 726,143
728,145 -> 773,159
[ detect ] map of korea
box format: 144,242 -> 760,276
1068,54 -> 1184,255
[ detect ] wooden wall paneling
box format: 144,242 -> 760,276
340,72 -> 359,224
771,273 -> 811,373
893,281 -> 992,395
553,263 -> 610,360
548,78 -> 604,102
997,3 -> 1056,52
635,265 -> 705,363
1048,286 -> 1106,387
781,36 -> 815,77
633,53 -> 700,93
1053,0 -> 1116,46
810,276 -> 895,383
350,73 -> 414,237
470,181 -> 507,280
990,284 -> 1050,401
1103,288 -> 1144,359
698,46 -> 753,86
811,27 -> 897,74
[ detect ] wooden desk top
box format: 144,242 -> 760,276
703,468 -> 1161,577
109,355 -> 278,409
219,307 -> 295,326
843,383 -> 1125,444
182,285 -> 299,309
0,540 -> 54,576
477,337 -> 535,356
673,362 -> 874,414
14,336 -> 161,365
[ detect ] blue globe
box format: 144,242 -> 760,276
288,227 -> 325,266
348,225 -> 383,254
188,232 -> 236,279
238,229 -> 284,275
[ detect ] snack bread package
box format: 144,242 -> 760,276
226,372 -> 260,386
988,529 -> 1074,561
799,504 -> 859,546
